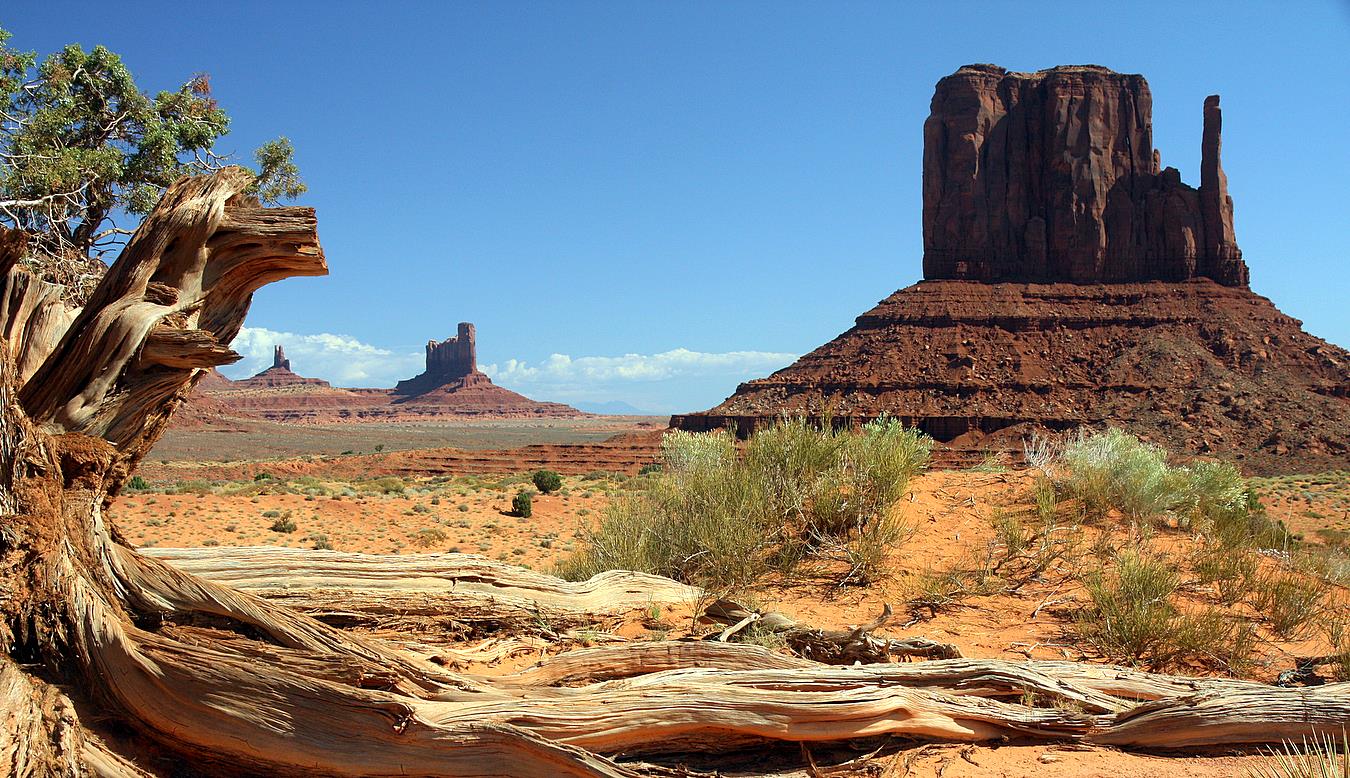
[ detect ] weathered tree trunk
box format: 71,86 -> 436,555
2,169 -> 1346,778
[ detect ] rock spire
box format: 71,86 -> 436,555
921,64 -> 1247,286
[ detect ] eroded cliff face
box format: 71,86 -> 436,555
673,64 -> 1348,474
921,64 -> 1246,286
396,322 -> 479,396
229,344 -> 331,390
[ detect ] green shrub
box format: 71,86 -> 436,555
1251,571 -> 1327,638
1076,550 -> 1254,672
512,491 -> 533,518
1191,545 -> 1259,605
1056,429 -> 1287,547
1077,550 -> 1181,663
556,416 -> 931,589
532,470 -> 563,494
126,475 -> 149,491
1059,429 -> 1176,520
269,515 -> 297,533
356,477 -> 405,494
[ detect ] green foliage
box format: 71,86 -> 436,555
125,475 -> 149,491
268,515 -> 296,533
355,477 -> 405,494
555,416 -> 931,590
532,470 -> 563,494
1076,550 -> 1254,672
0,25 -> 304,259
1055,428 -> 1289,547
512,491 -> 533,518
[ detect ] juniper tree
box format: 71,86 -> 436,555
0,26 -> 304,268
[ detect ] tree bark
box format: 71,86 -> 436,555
2,169 -> 1346,778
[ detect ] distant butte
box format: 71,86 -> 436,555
183,323 -> 583,423
394,323 -> 485,397
229,345 -> 331,390
673,64 -> 1349,474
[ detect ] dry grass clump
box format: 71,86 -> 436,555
556,416 -> 931,590
1076,550 -> 1256,673
1047,428 -> 1286,545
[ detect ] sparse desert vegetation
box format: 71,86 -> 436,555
556,416 -> 930,589
113,425 -> 1350,692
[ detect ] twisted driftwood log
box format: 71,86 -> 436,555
2,170 -> 1347,778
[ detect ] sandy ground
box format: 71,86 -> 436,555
109,474 -> 611,570
148,415 -> 669,462
109,459 -> 1350,778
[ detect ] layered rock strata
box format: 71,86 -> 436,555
228,345 -> 332,390
395,322 -> 478,396
673,65 -> 1349,474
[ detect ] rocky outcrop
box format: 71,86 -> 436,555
229,344 -> 332,390
672,280 -> 1350,474
194,326 -> 584,423
388,322 -> 579,418
922,65 -> 1247,286
674,64 -> 1348,475
395,323 -> 477,396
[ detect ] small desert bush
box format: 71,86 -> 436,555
356,477 -> 406,494
412,527 -> 448,548
512,491 -> 533,518
126,475 -> 149,491
1325,616 -> 1350,683
1076,550 -> 1254,672
269,515 -> 297,533
1054,429 -> 1289,547
1250,571 -> 1327,638
1191,544 -> 1260,605
532,470 -> 563,494
556,416 -> 931,589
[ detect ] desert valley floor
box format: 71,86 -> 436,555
107,416 -> 1350,778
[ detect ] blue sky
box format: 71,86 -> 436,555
5,2 -> 1348,413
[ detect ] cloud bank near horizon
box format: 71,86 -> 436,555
225,327 -> 797,413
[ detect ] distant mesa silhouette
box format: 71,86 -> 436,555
186,324 -> 583,423
229,344 -> 331,390
673,64 -> 1349,475
394,322 -> 487,397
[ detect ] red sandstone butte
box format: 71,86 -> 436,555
196,324 -> 582,423
673,64 -> 1349,475
228,346 -> 333,390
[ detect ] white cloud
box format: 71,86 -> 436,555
225,327 -> 422,387
222,329 -> 799,413
481,349 -> 798,412
482,348 -> 797,385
